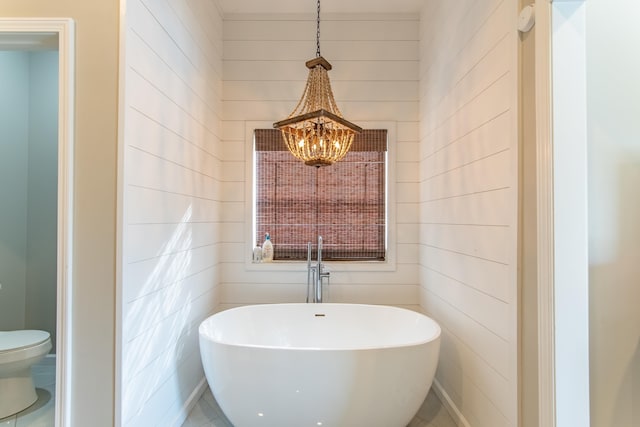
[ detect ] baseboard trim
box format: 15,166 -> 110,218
169,376 -> 208,427
432,379 -> 471,427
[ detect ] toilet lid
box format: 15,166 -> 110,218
0,330 -> 50,352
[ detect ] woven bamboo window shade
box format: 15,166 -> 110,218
254,129 -> 387,261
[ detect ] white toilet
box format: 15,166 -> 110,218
0,330 -> 52,419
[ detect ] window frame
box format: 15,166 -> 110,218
244,121 -> 398,272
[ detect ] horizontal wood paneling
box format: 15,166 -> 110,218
120,0 -> 223,425
219,263 -> 419,286
224,40 -> 418,61
124,222 -> 217,264
420,150 -> 511,201
220,14 -> 421,305
223,80 -> 419,102
435,357 -> 510,427
127,0 -> 222,100
420,224 -> 510,263
420,284 -> 509,378
122,287 -> 217,426
419,0 -> 504,84
223,59 -> 419,81
224,18 -> 418,41
422,268 -> 510,340
420,188 -> 511,225
418,0 -> 518,426
123,245 -> 219,304
125,145 -> 219,200
438,325 -> 511,413
218,241 -> 421,266
421,245 -> 510,303
126,185 -> 221,224
420,111 -> 511,182
421,72 -> 512,158
219,282 -> 418,306
222,100 -> 418,121
125,109 -> 220,179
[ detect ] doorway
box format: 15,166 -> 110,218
0,19 -> 74,427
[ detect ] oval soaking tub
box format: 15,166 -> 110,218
198,303 -> 441,427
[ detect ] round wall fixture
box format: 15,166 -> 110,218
518,4 -> 535,33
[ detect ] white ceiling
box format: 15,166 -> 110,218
218,0 -> 424,14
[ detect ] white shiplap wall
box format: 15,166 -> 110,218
219,13 -> 421,308
418,1 -> 519,426
119,0 -> 223,426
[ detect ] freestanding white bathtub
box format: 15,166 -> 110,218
198,303 -> 441,427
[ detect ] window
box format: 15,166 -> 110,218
254,129 -> 387,261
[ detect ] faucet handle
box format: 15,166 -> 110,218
320,269 -> 330,302
320,266 -> 330,277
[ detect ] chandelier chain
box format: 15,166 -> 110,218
316,0 -> 321,57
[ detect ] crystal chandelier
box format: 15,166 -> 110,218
273,0 -> 362,167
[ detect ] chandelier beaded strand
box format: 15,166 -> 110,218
273,0 -> 362,167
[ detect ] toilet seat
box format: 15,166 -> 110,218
0,330 -> 50,353
0,330 -> 51,365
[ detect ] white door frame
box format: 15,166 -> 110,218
535,1 -> 590,426
0,18 -> 75,427
534,2 -> 556,423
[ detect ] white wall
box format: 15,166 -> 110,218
418,1 -> 519,426
0,51 -> 58,349
0,51 -> 29,331
25,51 -> 59,349
119,0 -> 224,425
586,0 -> 640,425
219,13 -> 420,308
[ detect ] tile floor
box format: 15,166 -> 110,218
0,358 -> 457,427
0,355 -> 56,427
182,387 -> 457,427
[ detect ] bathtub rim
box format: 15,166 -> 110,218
198,302 -> 442,352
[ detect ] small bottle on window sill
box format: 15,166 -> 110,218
253,244 -> 262,263
262,233 -> 273,262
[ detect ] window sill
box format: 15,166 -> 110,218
244,259 -> 397,273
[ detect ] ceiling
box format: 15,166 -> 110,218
218,0 -> 424,14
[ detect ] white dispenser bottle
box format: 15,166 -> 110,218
262,233 -> 273,262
